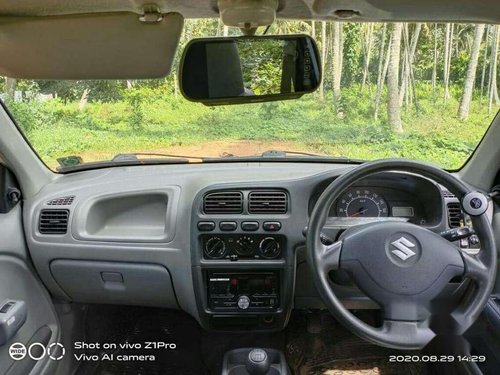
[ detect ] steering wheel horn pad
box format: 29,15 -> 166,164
339,221 -> 464,320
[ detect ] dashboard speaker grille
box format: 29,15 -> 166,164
39,209 -> 69,234
447,202 -> 462,228
249,191 -> 288,214
203,192 -> 243,214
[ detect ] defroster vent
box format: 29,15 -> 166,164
203,192 -> 243,214
47,196 -> 75,206
39,209 -> 69,234
249,191 -> 288,214
442,190 -> 455,199
447,202 -> 462,228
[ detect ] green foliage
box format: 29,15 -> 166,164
239,39 -> 283,95
35,80 -> 127,102
4,97 -> 56,133
123,88 -> 145,130
5,82 -> 495,170
342,23 -> 364,85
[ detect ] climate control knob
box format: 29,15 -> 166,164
237,295 -> 251,310
259,237 -> 281,259
204,237 -> 226,259
235,236 -> 254,256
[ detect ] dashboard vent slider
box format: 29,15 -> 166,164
249,191 -> 287,214
204,192 -> 243,214
446,202 -> 462,228
39,209 -> 70,234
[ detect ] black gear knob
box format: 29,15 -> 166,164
245,348 -> 271,375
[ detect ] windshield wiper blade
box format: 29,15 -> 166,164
260,149 -> 335,158
203,150 -> 364,164
57,153 -> 195,172
113,152 -> 207,161
260,150 -> 365,163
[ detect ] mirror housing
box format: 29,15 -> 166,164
179,35 -> 321,105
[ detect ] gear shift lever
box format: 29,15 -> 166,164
245,348 -> 271,375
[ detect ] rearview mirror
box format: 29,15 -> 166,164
179,35 -> 321,105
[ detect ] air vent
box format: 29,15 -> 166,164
203,192 -> 243,214
47,196 -> 75,206
39,209 -> 69,234
249,191 -> 288,214
447,202 -> 462,228
442,190 -> 455,198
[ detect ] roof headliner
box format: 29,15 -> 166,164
0,0 -> 499,24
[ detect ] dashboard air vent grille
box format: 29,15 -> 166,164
447,202 -> 462,228
203,192 -> 243,214
249,191 -> 288,214
39,209 -> 69,234
47,196 -> 75,206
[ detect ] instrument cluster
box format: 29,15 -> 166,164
310,173 -> 444,227
335,187 -> 416,220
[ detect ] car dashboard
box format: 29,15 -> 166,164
23,162 -> 480,332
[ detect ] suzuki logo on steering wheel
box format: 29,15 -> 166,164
390,237 -> 417,261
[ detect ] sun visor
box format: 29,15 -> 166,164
0,12 -> 184,79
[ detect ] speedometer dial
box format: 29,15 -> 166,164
336,189 -> 389,217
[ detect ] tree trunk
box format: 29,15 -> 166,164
387,23 -> 403,133
399,24 -> 409,107
374,24 -> 388,120
489,25 -> 500,113
409,23 -> 422,60
361,23 -> 374,92
5,78 -> 17,98
432,24 -> 438,96
398,23 -> 420,108
173,72 -> 179,96
480,25 -> 490,103
332,22 -> 342,106
458,24 -> 486,120
402,24 -> 419,111
79,88 -> 89,111
319,21 -> 327,100
339,23 -> 344,86
443,24 -> 454,101
375,38 -> 391,120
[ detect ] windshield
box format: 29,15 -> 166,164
1,21 -> 499,171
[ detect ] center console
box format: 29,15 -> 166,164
191,188 -> 296,331
202,234 -> 284,260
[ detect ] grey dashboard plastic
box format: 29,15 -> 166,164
50,260 -> 178,308
72,189 -> 176,243
23,162 -> 451,326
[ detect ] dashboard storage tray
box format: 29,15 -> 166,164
50,260 -> 178,308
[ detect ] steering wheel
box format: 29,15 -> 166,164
306,159 -> 497,350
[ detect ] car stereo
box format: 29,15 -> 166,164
207,271 -> 279,312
